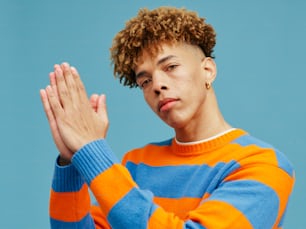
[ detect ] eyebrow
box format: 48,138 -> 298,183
157,55 -> 177,66
135,55 -> 177,79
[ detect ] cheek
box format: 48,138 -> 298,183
143,93 -> 156,112
184,79 -> 207,107
183,77 -> 205,96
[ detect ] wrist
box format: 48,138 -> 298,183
57,156 -> 71,166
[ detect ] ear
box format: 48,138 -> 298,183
201,57 -> 217,83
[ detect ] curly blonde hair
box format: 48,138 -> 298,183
110,6 -> 216,88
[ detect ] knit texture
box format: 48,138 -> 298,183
49,129 -> 294,229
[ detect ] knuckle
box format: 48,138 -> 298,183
59,88 -> 69,98
78,83 -> 86,93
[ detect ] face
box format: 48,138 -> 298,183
134,43 -> 216,130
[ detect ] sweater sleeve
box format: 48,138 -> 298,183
49,159 -> 97,228
71,139 -> 186,229
71,139 -> 294,229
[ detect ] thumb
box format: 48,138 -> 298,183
97,94 -> 109,138
90,94 -> 99,112
97,94 -> 108,121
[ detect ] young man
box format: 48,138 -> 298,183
40,7 -> 294,229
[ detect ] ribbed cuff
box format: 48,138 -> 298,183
51,156 -> 85,192
72,139 -> 119,185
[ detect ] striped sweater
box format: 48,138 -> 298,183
49,129 -> 294,228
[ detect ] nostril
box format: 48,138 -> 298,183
154,90 -> 160,95
154,85 -> 167,95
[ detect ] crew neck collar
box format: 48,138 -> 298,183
175,128 -> 237,145
172,128 -> 247,156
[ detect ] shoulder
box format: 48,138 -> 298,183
232,132 -> 294,177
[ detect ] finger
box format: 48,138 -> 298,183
46,85 -> 64,118
54,64 -> 70,108
97,94 -> 108,120
40,88 -> 56,123
49,72 -> 60,102
97,94 -> 109,137
70,66 -> 89,103
61,63 -> 79,99
40,88 -> 59,141
49,71 -> 56,87
40,89 -> 73,157
90,94 -> 99,112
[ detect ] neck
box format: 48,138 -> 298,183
175,90 -> 232,142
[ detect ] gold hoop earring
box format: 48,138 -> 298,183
205,82 -> 211,90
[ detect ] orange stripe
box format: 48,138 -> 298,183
147,207 -> 184,228
207,144 -> 279,167
122,129 -> 247,167
49,184 -> 90,222
123,141 -> 279,168
90,205 -> 111,229
148,199 -> 253,228
188,200 -> 254,228
123,144 -> 221,166
154,196 -> 201,219
202,192 -> 211,200
225,164 -> 294,228
90,164 -> 137,215
231,145 -> 278,165
122,145 -> 179,166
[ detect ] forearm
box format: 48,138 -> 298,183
49,159 -> 95,228
71,139 -> 295,229
71,140 -> 204,228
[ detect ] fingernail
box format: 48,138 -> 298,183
101,94 -> 106,102
55,67 -> 62,76
71,66 -> 78,74
62,62 -> 69,69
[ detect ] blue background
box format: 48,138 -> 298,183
0,0 -> 305,228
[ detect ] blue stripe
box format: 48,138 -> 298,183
149,138 -> 172,146
93,201 -> 99,206
207,180 -> 279,229
232,134 -> 273,148
72,139 -> 119,184
126,161 -> 240,198
50,213 -> 95,229
275,149 -> 294,177
52,160 -> 84,192
107,187 -> 156,229
184,220 -> 207,229
233,135 -> 294,177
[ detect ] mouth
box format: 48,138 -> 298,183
158,98 -> 179,112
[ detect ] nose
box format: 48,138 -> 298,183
152,71 -> 168,95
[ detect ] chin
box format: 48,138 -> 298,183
163,117 -> 187,129
158,111 -> 190,128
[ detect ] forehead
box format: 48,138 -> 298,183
135,42 -> 202,67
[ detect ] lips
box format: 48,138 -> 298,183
158,98 -> 178,112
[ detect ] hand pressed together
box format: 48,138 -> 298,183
40,63 -> 109,161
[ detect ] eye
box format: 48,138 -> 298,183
166,64 -> 178,72
137,78 -> 152,89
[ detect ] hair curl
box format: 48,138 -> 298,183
110,6 -> 216,88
